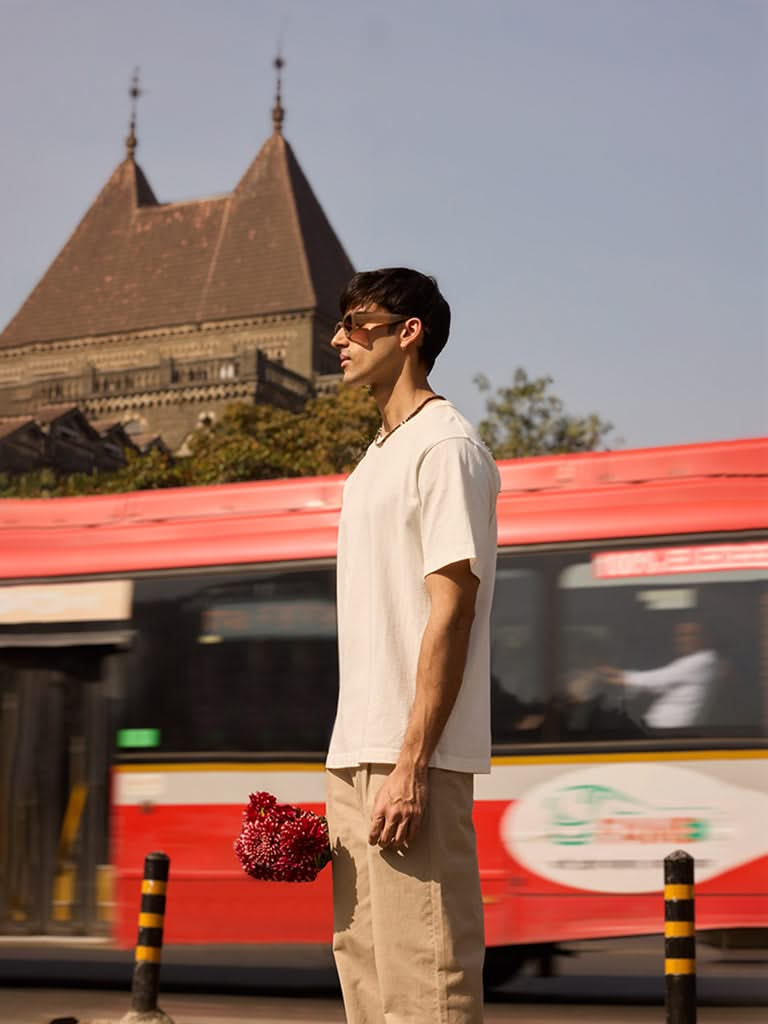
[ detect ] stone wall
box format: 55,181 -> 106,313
0,311 -> 340,451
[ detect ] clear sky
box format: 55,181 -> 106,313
1,0 -> 765,448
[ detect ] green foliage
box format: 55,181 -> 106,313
104,448 -> 191,492
0,388 -> 380,497
0,372 -> 615,497
188,387 -> 380,482
0,448 -> 188,498
475,368 -> 615,458
0,467 -> 59,499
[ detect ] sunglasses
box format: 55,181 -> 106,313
334,312 -> 407,339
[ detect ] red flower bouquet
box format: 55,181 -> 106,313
234,791 -> 331,883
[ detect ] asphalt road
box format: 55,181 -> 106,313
2,984 -> 766,1024
0,935 -> 765,1024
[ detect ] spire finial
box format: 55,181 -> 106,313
126,67 -> 142,158
272,53 -> 285,134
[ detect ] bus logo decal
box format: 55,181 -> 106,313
501,763 -> 767,893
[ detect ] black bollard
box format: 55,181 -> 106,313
664,849 -> 696,1024
130,852 -> 170,1015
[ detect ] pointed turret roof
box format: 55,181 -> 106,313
1,124 -> 353,349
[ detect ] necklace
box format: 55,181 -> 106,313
374,394 -> 444,447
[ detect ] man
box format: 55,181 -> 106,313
600,619 -> 720,729
326,268 -> 500,1023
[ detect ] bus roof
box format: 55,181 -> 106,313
0,437 -> 765,580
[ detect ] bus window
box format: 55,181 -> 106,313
557,552 -> 767,741
490,562 -> 546,744
123,567 -> 338,756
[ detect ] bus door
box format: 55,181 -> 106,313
0,579 -> 133,936
0,645 -> 122,935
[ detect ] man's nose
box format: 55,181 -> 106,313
331,328 -> 346,349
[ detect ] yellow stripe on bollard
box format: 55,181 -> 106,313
138,912 -> 165,928
664,883 -> 694,900
141,878 -> 167,895
665,958 -> 696,975
665,921 -> 695,938
135,945 -> 162,963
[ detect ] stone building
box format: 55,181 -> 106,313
0,69 -> 353,456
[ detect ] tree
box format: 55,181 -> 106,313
0,371 -> 615,497
0,387 -> 381,497
0,447 -> 189,498
475,368 -> 615,458
187,386 -> 380,482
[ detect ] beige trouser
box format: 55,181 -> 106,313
326,764 -> 485,1024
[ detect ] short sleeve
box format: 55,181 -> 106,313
417,437 -> 498,580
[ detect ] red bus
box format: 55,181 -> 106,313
0,437 -> 766,976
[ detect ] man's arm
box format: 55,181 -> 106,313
602,652 -> 713,694
368,558 -> 479,851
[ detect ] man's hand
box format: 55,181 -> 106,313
566,668 -> 597,703
599,665 -> 625,687
368,763 -> 428,851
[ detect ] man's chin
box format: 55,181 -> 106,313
341,367 -> 364,386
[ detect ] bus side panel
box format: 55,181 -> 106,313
475,787 -> 768,947
111,792 -> 768,949
111,802 -> 334,947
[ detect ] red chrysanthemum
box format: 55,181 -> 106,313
234,791 -> 331,883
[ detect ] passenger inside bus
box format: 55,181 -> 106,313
561,627 -> 645,739
566,619 -> 724,732
597,620 -> 722,729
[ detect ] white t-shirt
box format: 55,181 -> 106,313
625,649 -> 718,729
326,398 -> 500,774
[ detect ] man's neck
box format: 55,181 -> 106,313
374,378 -> 436,434
374,364 -> 438,432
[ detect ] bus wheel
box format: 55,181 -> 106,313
483,943 -> 561,990
482,945 -> 526,989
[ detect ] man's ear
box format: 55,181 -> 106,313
399,317 -> 423,353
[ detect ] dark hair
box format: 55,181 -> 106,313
339,267 -> 451,374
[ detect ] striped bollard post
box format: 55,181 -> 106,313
121,851 -> 174,1023
664,849 -> 696,1024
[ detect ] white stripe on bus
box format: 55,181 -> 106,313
113,752 -> 767,807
